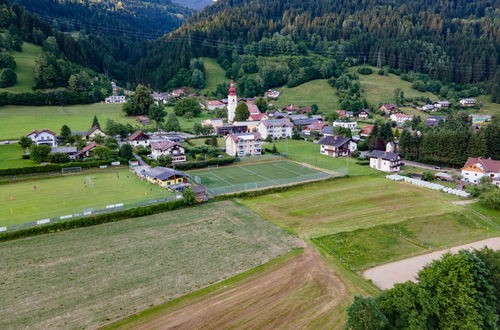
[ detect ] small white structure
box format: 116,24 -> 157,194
105,95 -> 126,103
390,113 -> 414,126
319,136 -> 357,157
256,119 -> 293,140
26,129 -> 57,147
368,150 -> 402,173
461,157 -> 500,185
225,132 -> 263,157
207,100 -> 226,110
264,90 -> 280,99
150,141 -> 186,163
128,130 -> 151,147
434,101 -> 451,108
333,121 -> 357,130
460,98 -> 477,107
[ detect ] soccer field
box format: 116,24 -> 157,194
0,168 -> 173,228
191,160 -> 332,195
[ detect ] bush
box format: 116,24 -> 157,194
357,67 -> 373,75
0,68 -> 17,88
0,160 -> 111,176
174,157 -> 235,170
0,53 -> 16,70
480,189 -> 500,210
351,150 -> 360,158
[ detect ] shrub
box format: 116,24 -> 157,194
357,67 -> 373,75
480,189 -> 500,210
0,160 -> 111,176
0,68 -> 17,88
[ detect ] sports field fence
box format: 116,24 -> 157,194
236,153 -> 287,163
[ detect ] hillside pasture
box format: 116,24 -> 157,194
0,43 -> 41,93
0,168 -> 172,228
274,79 -> 340,113
0,201 -> 300,329
0,143 -> 37,169
242,175 -> 460,238
200,57 -> 226,95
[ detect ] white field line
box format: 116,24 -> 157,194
362,237 -> 500,290
239,165 -> 279,185
272,163 -> 306,177
209,172 -> 233,186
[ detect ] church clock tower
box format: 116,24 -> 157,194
227,80 -> 237,123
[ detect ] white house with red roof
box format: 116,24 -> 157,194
461,157 -> 500,186
360,125 -> 374,137
256,119 -> 293,140
150,141 -> 186,163
379,104 -> 399,115
75,142 -> 101,158
26,129 -> 58,147
128,130 -> 151,147
264,90 -> 280,99
248,113 -> 268,121
207,100 -> 226,111
390,113 -> 414,126
303,121 -> 327,136
225,132 -> 263,157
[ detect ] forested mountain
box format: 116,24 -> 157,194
171,0 -> 213,10
135,0 -> 500,90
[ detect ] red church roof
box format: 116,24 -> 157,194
228,80 -> 237,96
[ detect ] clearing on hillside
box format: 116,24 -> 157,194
0,168 -> 173,228
0,201 -> 300,329
200,57 -> 226,95
0,43 -> 41,93
191,160 -> 333,195
274,79 -> 339,113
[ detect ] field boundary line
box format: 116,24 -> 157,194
239,165 -> 279,185
288,160 -> 341,176
272,163 -> 304,176
209,172 -> 233,186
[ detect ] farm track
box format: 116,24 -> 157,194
119,247 -> 349,330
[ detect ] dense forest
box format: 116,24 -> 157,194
171,0 -> 212,10
135,0 -> 500,90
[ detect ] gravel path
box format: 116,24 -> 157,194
363,237 -> 500,290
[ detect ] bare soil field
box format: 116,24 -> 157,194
363,237 -> 500,290
107,247 -> 352,330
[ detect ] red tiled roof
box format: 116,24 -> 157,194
248,113 -> 267,121
81,142 -> 99,153
150,141 -> 183,152
27,129 -> 57,137
128,130 -> 149,141
464,157 -> 500,173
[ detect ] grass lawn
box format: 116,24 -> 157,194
188,136 -> 225,146
177,111 -> 211,131
0,43 -> 41,93
266,139 -> 376,176
241,175 -> 461,238
476,95 -> 500,116
351,66 -> 438,107
0,200 -> 300,329
200,57 -> 226,95
0,143 -> 37,169
400,106 -> 430,118
313,211 -> 498,271
0,168 -> 173,228
190,160 -> 331,195
274,79 -> 340,114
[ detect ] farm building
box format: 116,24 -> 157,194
143,167 -> 188,188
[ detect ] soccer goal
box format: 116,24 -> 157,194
62,167 -> 83,175
193,176 -> 202,184
207,164 -> 219,169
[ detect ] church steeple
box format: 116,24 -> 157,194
227,80 -> 237,123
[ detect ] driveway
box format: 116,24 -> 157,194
403,160 -> 454,171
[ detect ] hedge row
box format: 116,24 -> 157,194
0,175 -> 344,242
0,90 -> 104,106
0,199 -> 186,242
174,157 -> 235,170
0,160 -> 112,176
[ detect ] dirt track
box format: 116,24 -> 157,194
363,237 -> 500,290
119,248 -> 349,330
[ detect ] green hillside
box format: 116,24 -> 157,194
200,57 -> 226,95
274,79 -> 339,114
0,43 -> 41,93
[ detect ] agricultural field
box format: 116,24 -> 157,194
274,79 -> 340,113
266,140 -> 375,176
313,211 -> 498,271
190,160 -> 332,195
0,201 -> 300,329
0,168 -> 172,228
242,175 -> 461,238
0,42 -> 41,93
0,143 -> 37,169
200,57 -> 226,95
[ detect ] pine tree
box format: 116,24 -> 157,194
92,115 -> 100,128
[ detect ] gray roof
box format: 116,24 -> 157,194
318,136 -> 351,147
294,119 -> 319,126
51,147 -> 78,153
321,126 -> 334,135
145,167 -> 188,181
368,150 -> 400,160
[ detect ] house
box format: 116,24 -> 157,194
51,147 -> 78,159
358,109 -> 371,118
216,125 -> 248,136
434,101 -> 451,108
421,104 -> 435,111
300,107 -> 312,114
26,129 -> 58,147
461,157 -> 500,185
105,95 -> 126,104
303,121 -> 327,136
225,132 -> 263,157
264,90 -> 280,99
336,110 -> 352,118
143,167 -> 188,188
289,114 -> 309,122
283,104 -> 299,113
390,113 -> 414,126
319,136 -> 357,157
248,113 -> 268,121
246,102 -> 261,115
233,121 -> 260,132
360,125 -> 374,137
149,133 -> 184,143
152,92 -> 168,105
171,89 -> 186,98
268,111 -> 288,119
202,118 -> 224,130
379,104 -> 398,115
85,125 -> 106,141
321,126 -> 334,137
128,130 -> 151,147
469,114 -> 492,124
424,116 -> 446,127
333,121 -> 357,130
256,119 -> 293,140
460,98 -> 477,107
150,141 -> 186,162
368,150 -> 402,173
207,100 -> 226,110
75,142 -> 100,158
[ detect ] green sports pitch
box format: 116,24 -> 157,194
191,160 -> 332,195
0,168 -> 174,228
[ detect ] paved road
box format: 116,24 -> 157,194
402,160 -> 454,171
362,237 -> 500,290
